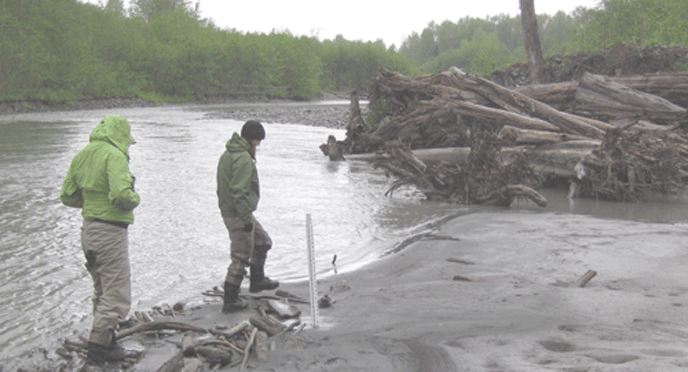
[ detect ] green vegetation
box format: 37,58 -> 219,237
0,0 -> 416,102
1,0 -> 686,104
402,0 -> 688,77
577,0 -> 688,51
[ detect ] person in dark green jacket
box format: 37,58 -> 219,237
217,120 -> 279,313
60,115 -> 141,365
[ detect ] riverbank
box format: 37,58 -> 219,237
13,211 -> 688,371
0,94 -> 355,129
0,97 -> 161,116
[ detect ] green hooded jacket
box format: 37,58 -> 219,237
60,116 -> 140,224
217,132 -> 260,224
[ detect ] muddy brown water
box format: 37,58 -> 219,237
2,102 -> 688,364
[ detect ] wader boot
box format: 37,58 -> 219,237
222,281 -> 248,313
249,264 -> 279,293
85,331 -> 141,365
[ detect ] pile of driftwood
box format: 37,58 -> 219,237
323,65 -> 688,204
57,290 -> 310,371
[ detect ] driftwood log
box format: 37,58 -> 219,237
210,320 -> 250,340
181,332 -> 196,357
319,135 -> 345,161
499,125 -> 590,145
249,315 -> 285,337
575,270 -> 597,288
116,320 -> 207,340
447,71 -> 613,137
60,288 -> 309,371
254,331 -> 268,362
573,72 -> 687,123
513,72 -> 688,112
240,327 -> 259,371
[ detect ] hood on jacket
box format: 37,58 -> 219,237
89,116 -> 136,155
226,132 -> 252,155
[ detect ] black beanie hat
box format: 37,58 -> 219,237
241,120 -> 266,141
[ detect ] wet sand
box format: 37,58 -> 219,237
128,211 -> 688,371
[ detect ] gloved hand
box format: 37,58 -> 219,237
243,223 -> 253,232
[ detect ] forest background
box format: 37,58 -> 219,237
1,0 -> 687,105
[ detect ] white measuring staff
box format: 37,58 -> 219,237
306,213 -> 320,328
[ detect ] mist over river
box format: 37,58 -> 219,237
2,102 -> 688,362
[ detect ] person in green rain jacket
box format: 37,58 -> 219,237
60,115 -> 141,365
61,116 -> 139,222
217,120 -> 279,313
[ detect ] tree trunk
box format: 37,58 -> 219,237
573,72 -> 687,124
449,73 -> 613,138
520,0 -> 548,84
513,72 -> 688,111
499,125 -> 590,145
352,145 -> 597,180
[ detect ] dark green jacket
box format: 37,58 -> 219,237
60,116 -> 140,224
217,133 -> 259,224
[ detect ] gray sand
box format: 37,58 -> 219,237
132,211 -> 688,371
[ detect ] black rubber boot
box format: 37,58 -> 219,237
222,281 -> 248,313
86,341 -> 141,365
249,265 -> 279,293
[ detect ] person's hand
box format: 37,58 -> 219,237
243,223 -> 253,232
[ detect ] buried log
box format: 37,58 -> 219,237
575,270 -> 597,288
181,332 -> 196,357
446,257 -> 475,265
473,184 -> 548,207
452,275 -> 483,282
195,345 -> 233,366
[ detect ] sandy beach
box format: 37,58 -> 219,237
244,211 -> 688,372
91,209 -> 688,372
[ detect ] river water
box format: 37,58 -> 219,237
2,102 -> 688,362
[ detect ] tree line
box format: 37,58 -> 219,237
400,0 -> 688,77
0,0 -> 686,104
